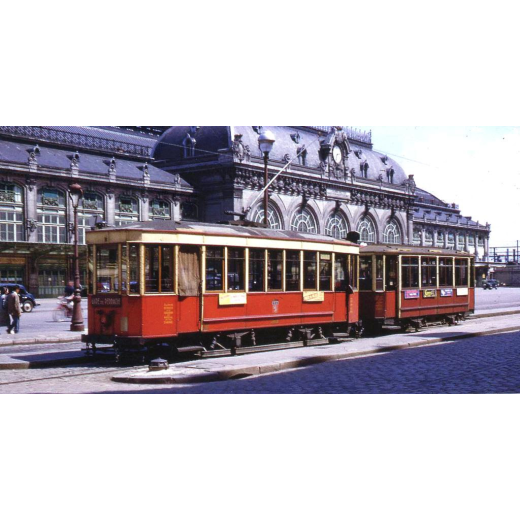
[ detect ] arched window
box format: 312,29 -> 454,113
357,217 -> 376,243
325,213 -> 349,239
37,187 -> 66,243
291,208 -> 318,234
252,204 -> 283,230
116,196 -> 139,226
79,192 -> 105,245
0,183 -> 24,242
383,220 -> 402,244
151,199 -> 171,220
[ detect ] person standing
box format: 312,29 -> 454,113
6,285 -> 21,334
0,287 -> 10,329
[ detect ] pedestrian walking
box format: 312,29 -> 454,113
6,285 -> 22,335
0,287 -> 10,329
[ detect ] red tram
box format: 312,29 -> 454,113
82,221 -> 361,358
359,245 -> 475,332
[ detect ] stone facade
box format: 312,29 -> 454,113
0,125 -> 492,296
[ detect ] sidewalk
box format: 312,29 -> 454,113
1,309 -> 520,379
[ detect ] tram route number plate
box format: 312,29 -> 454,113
91,295 -> 122,307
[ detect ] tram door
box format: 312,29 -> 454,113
177,246 -> 201,333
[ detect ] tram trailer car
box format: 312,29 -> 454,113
359,245 -> 475,333
82,221 -> 361,358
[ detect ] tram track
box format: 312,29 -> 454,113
0,363 -> 144,387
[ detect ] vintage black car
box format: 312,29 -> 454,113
1,284 -> 39,312
483,279 -> 499,290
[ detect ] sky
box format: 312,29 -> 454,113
356,127 -> 520,248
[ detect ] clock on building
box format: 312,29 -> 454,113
332,145 -> 343,164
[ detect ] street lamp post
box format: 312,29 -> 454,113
69,183 -> 85,332
258,130 -> 276,227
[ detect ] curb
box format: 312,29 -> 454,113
112,324 -> 520,385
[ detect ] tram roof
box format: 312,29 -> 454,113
87,220 -> 359,251
360,244 -> 474,257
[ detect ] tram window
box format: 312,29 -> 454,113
421,257 -> 437,287
350,255 -> 358,290
375,256 -> 384,291
228,248 -> 245,291
439,258 -> 453,287
286,251 -> 301,292
304,252 -> 317,290
268,250 -> 283,291
129,244 -> 140,294
206,247 -> 224,292
385,256 -> 397,291
249,249 -> 265,292
320,253 -> 332,291
359,256 -> 373,291
121,245 -> 128,291
335,254 -> 347,292
455,259 -> 468,286
145,245 -> 160,293
470,258 -> 475,288
402,257 -> 419,289
96,245 -> 119,293
161,246 -> 174,292
87,245 -> 94,295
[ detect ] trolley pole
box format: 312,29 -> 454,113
69,184 -> 85,332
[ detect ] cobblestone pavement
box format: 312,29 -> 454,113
1,331 -> 519,394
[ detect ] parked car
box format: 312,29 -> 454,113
0,284 -> 39,312
483,279 -> 499,290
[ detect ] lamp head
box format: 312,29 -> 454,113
258,130 -> 276,156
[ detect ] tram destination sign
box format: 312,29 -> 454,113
91,294 -> 122,307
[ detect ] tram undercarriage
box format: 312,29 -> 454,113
82,322 -> 363,363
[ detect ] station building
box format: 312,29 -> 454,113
0,125 -> 492,297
